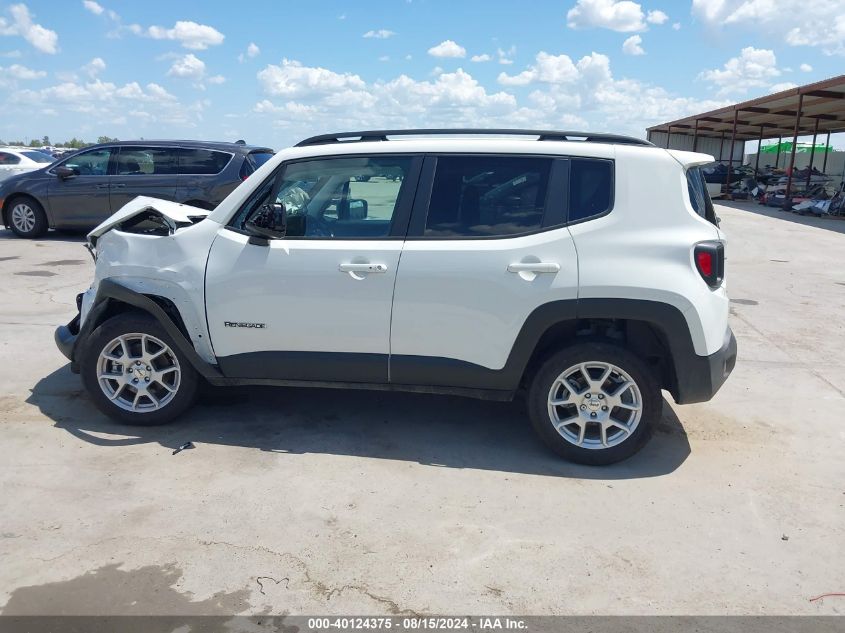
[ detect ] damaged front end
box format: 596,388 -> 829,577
56,197 -> 219,369
86,196 -> 212,256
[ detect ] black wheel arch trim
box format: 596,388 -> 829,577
68,278 -> 223,381
62,284 -> 730,404
391,297 -> 725,404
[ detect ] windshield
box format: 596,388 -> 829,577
21,151 -> 53,163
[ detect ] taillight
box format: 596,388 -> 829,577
694,241 -> 724,288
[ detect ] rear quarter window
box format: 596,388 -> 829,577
686,166 -> 717,225
568,158 -> 613,223
178,148 -> 233,175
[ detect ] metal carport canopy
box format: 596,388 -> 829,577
646,74 -> 845,142
647,75 -> 845,209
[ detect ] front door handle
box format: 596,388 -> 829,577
338,262 -> 388,273
95,183 -> 110,190
507,262 -> 560,274
112,183 -> 126,189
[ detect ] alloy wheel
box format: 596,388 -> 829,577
11,203 -> 36,234
547,361 -> 643,449
96,333 -> 181,412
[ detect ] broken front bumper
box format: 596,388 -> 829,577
54,292 -> 84,365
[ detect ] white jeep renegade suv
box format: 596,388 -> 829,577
55,129 -> 736,465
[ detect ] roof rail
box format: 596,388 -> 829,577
294,129 -> 654,148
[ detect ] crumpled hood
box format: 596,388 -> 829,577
87,196 -> 211,242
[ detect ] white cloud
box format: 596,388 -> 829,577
769,82 -> 798,92
378,55 -> 390,62
207,74 -> 226,85
249,54 -> 729,142
691,0 -> 845,56
497,46 -> 516,65
82,0 -> 104,15
622,34 -> 645,55
566,0 -> 646,32
646,9 -> 668,25
470,53 -> 491,62
6,75 -> 207,132
699,46 -> 782,96
363,29 -> 395,39
427,39 -> 466,58
671,22 -> 681,30
238,42 -> 260,63
257,58 -> 366,97
167,53 -> 205,80
800,63 -> 813,72
146,20 -> 224,50
83,56 -> 105,77
1,49 -> 22,58
498,52 -> 579,86
0,62 -> 45,80
0,3 -> 59,54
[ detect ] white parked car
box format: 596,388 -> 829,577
0,147 -> 54,182
55,129 -> 736,465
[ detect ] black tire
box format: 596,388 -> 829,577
527,342 -> 661,465
80,312 -> 199,426
7,196 -> 48,238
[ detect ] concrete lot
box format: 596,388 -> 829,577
0,202 -> 843,616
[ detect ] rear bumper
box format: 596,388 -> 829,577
674,327 -> 737,404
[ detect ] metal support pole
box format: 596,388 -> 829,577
692,119 -> 700,152
755,126 -> 763,173
806,117 -> 819,190
775,135 -> 781,168
665,126 -> 671,149
718,131 -> 725,162
822,131 -> 831,174
726,110 -> 739,192
783,93 -> 804,211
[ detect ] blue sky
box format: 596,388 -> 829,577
1,0 -> 843,149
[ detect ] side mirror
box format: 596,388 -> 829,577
348,198 -> 368,220
245,202 -> 286,240
55,166 -> 76,179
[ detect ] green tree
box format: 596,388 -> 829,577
97,135 -> 118,144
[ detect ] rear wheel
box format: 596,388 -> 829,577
8,197 -> 48,238
527,342 -> 661,465
80,313 -> 198,425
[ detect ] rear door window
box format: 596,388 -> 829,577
424,155 -> 552,237
0,152 -> 20,165
568,158 -> 613,223
178,148 -> 232,175
117,147 -> 178,175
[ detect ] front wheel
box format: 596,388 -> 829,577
8,197 -> 48,238
527,342 -> 661,465
80,312 -> 199,425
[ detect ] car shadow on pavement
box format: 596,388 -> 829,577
28,365 -> 691,480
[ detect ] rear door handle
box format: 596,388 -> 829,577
338,263 -> 388,273
112,183 -> 126,189
507,262 -> 560,274
95,183 -> 110,190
